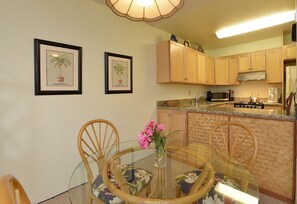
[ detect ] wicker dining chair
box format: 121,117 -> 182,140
77,119 -> 152,204
0,174 -> 30,204
175,121 -> 258,203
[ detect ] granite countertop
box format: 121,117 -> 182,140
157,98 -> 296,121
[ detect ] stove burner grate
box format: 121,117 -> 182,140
234,102 -> 264,109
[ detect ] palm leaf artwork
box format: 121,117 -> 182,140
113,63 -> 126,85
113,63 -> 126,76
50,53 -> 72,82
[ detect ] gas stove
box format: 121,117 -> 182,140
234,102 -> 264,109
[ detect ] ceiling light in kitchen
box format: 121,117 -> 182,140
106,0 -> 185,22
216,10 -> 296,39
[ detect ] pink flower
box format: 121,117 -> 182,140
137,131 -> 152,149
157,124 -> 165,131
138,120 -> 166,149
145,127 -> 153,136
146,120 -> 155,129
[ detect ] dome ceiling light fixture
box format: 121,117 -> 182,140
106,0 -> 185,22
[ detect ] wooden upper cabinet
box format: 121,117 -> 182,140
238,51 -> 266,73
185,47 -> 198,84
215,57 -> 229,85
283,44 -> 296,60
228,56 -> 239,85
169,42 -> 185,82
214,56 -> 239,85
197,52 -> 207,84
238,54 -> 251,72
157,40 -> 180,83
266,48 -> 282,83
156,40 -> 198,84
251,51 -> 266,71
207,56 -> 215,85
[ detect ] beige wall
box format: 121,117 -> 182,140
0,0 -> 292,203
0,0 -> 207,202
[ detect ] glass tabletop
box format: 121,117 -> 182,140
68,140 -> 259,204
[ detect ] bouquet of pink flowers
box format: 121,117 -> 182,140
137,120 -> 166,151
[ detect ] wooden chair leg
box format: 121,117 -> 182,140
176,187 -> 181,198
146,182 -> 151,197
87,194 -> 93,204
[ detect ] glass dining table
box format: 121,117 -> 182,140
68,140 -> 259,204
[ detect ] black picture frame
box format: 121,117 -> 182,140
34,39 -> 82,95
104,52 -> 133,94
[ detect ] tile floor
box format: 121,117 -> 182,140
39,190 -> 289,204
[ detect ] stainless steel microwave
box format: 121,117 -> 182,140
206,90 -> 234,102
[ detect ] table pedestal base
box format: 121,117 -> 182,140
148,167 -> 170,199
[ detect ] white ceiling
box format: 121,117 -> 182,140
95,0 -> 295,50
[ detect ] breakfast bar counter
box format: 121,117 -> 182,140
157,98 -> 295,121
156,98 -> 296,203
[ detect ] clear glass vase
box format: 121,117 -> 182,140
154,146 -> 167,167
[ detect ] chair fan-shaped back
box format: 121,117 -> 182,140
77,119 -> 120,182
0,174 -> 30,204
209,121 -> 258,171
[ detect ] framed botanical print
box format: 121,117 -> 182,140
104,52 -> 133,94
34,39 -> 82,95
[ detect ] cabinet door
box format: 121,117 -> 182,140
170,42 -> 185,82
266,48 -> 282,83
207,56 -> 215,85
197,52 -> 207,84
283,44 -> 296,60
215,58 -> 229,85
170,111 -> 187,147
157,109 -> 171,131
238,54 -> 251,73
264,105 -> 282,111
185,47 -> 197,84
251,51 -> 266,71
157,110 -> 187,149
228,56 -> 238,85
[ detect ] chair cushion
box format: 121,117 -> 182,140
92,164 -> 152,204
175,169 -> 240,204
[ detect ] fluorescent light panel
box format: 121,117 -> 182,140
214,182 -> 259,204
216,10 -> 296,39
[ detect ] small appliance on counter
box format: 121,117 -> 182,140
206,90 -> 234,102
268,87 -> 278,103
250,93 -> 259,103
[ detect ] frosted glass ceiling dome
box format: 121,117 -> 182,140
106,0 -> 185,22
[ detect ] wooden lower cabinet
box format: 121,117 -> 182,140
157,109 -> 187,149
188,112 -> 295,203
